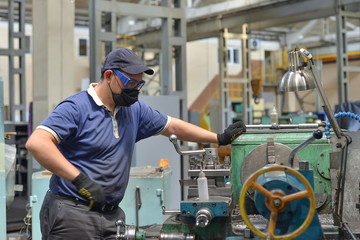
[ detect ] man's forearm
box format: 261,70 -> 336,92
26,129 -> 80,181
162,117 -> 218,144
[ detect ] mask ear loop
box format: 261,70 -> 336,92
112,71 -> 126,91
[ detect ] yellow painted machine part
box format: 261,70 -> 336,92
239,165 -> 316,240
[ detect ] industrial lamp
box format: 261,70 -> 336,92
280,48 -> 353,233
280,48 -> 342,140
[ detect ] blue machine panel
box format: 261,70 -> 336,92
180,201 -> 230,217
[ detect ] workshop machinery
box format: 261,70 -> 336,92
14,48 -> 360,239
115,125 -> 359,240
115,49 -> 360,240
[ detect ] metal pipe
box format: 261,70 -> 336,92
245,123 -> 322,129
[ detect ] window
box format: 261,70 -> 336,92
217,46 -> 241,65
79,38 -> 88,56
233,48 -> 239,64
227,47 -> 240,65
25,35 -> 31,54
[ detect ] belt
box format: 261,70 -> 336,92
57,193 -> 118,213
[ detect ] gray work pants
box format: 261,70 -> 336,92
40,191 -> 125,240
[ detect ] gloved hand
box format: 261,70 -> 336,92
217,120 -> 246,145
71,173 -> 106,211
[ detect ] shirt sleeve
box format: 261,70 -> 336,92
38,100 -> 79,144
135,100 -> 169,142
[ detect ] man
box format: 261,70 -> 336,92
26,47 -> 246,239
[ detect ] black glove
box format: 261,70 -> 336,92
71,173 -> 106,211
217,120 -> 246,145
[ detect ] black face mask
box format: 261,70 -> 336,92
109,85 -> 139,107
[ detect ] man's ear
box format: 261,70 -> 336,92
104,70 -> 113,83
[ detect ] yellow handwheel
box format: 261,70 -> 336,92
239,165 -> 316,240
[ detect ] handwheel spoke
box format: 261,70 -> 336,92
240,165 -> 316,240
282,190 -> 309,203
251,181 -> 273,199
267,210 -> 278,237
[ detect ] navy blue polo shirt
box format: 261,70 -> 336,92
38,84 -> 169,205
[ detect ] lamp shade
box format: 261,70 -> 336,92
280,69 -> 316,92
280,50 -> 316,92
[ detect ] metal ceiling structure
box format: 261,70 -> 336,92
133,0 -> 360,48
0,0 -> 359,108
0,0 -> 359,49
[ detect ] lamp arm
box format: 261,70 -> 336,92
308,63 -> 343,139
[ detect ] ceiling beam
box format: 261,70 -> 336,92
135,0 -> 360,48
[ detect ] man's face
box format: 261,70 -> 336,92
107,70 -> 143,93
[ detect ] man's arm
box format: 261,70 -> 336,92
162,117 -> 246,145
25,128 -> 80,181
161,117 -> 218,144
26,128 -> 106,210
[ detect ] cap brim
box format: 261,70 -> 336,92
122,65 -> 154,75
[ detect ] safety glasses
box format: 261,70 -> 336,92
112,69 -> 145,90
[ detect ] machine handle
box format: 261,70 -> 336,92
288,130 -> 323,167
135,186 -> 142,231
169,134 -> 206,156
161,205 -> 181,215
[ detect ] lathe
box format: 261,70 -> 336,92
114,49 -> 360,240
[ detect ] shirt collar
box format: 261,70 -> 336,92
87,83 -> 104,106
87,83 -> 121,113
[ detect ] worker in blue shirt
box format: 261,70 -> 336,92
25,47 -> 246,239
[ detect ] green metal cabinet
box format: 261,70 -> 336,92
231,131 -> 332,213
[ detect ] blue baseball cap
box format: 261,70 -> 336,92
101,48 -> 154,75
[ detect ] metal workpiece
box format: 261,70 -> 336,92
195,208 -> 213,228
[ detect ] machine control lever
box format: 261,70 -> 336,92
169,134 -> 206,156
288,130 -> 323,167
162,205 -> 181,215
